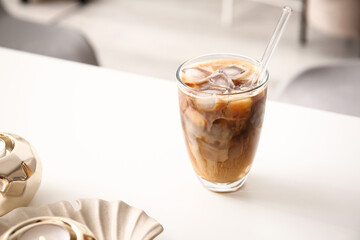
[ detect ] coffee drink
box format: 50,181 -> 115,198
177,55 -> 268,192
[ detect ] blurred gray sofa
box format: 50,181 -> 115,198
277,61 -> 360,117
0,3 -> 98,65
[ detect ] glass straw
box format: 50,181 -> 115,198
253,6 -> 292,84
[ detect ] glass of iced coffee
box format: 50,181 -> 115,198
176,54 -> 268,192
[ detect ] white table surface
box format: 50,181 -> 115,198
0,47 -> 359,239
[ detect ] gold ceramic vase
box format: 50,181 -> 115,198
0,133 -> 42,216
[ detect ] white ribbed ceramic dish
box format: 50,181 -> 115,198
0,199 -> 163,240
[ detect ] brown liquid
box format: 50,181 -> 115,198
179,59 -> 267,183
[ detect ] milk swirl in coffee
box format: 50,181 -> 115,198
178,59 -> 267,184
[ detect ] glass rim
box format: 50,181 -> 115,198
176,53 -> 269,96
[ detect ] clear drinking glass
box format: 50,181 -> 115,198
176,54 -> 268,192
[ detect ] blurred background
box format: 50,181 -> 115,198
0,0 -> 359,100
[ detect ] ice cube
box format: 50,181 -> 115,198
181,67 -> 211,85
193,95 -> 226,112
219,65 -> 247,80
184,107 -> 207,129
195,82 -> 228,94
225,97 -> 252,119
209,118 -> 233,140
208,72 -> 235,89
